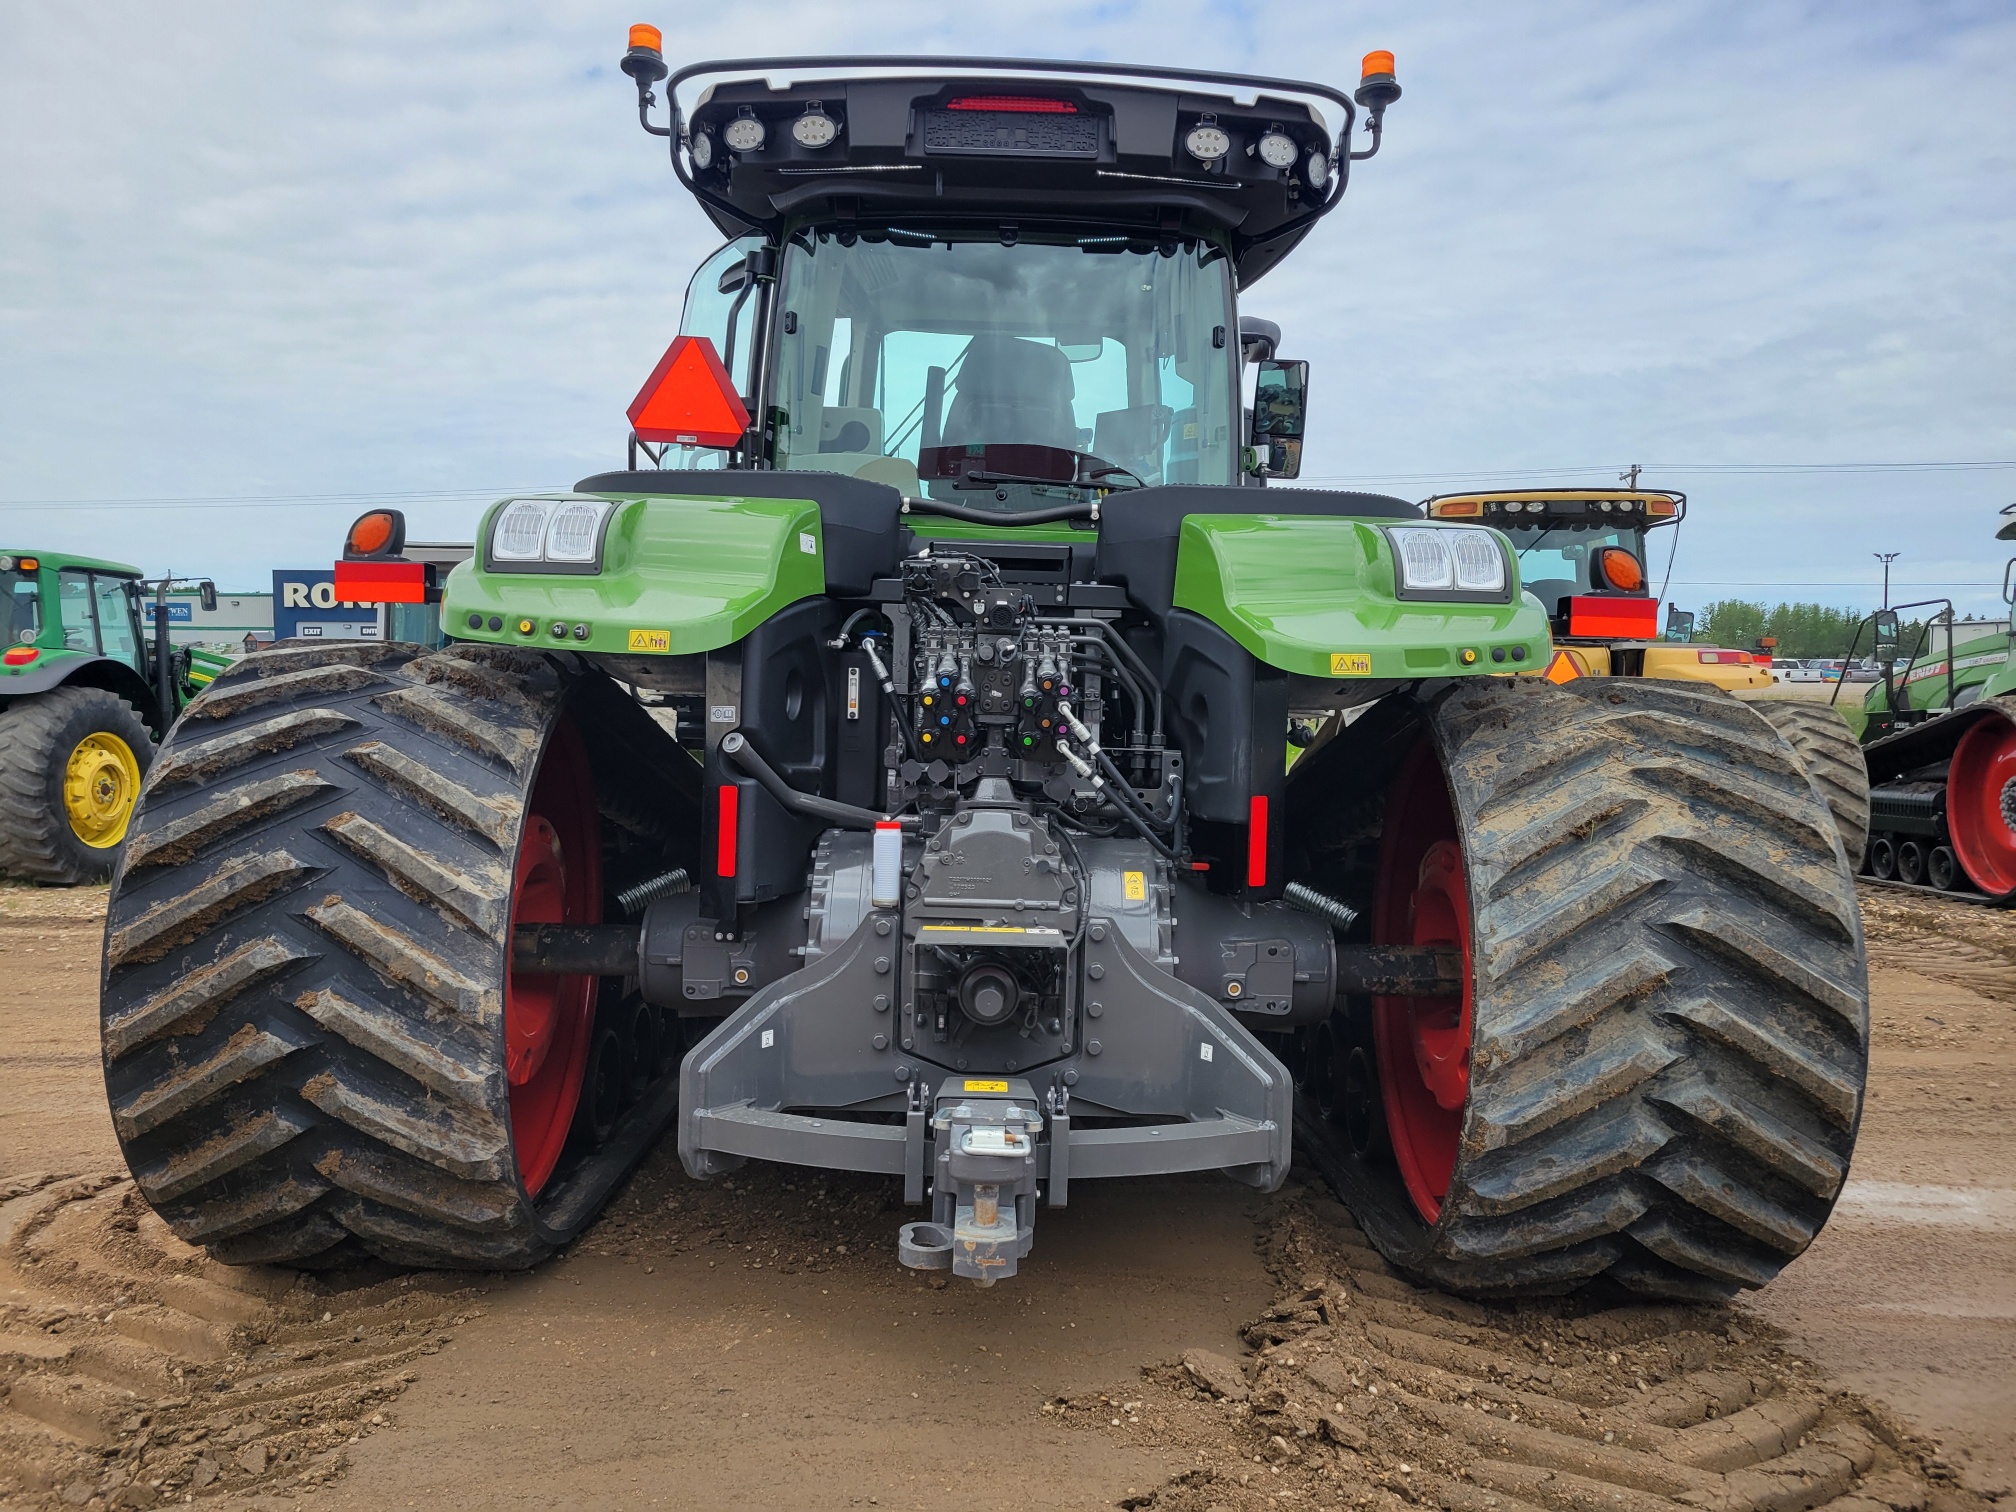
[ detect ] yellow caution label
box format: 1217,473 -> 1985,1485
1329,652 -> 1372,677
919,923 -> 1059,935
1123,870 -> 1146,901
963,1079 -> 1009,1093
627,628 -> 671,653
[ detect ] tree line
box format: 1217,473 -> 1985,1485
1691,600 -> 1953,660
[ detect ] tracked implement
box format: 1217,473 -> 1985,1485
98,37 -> 1868,1298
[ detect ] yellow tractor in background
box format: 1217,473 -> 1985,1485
1422,488 -> 1773,691
1422,487 -> 1869,861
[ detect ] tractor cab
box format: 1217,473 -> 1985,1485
610,48 -> 1393,502
1,552 -> 154,713
1423,488 -> 1772,690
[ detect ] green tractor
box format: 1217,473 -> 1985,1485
0,551 -> 223,884
97,41 -> 1869,1300
1849,504 -> 2016,900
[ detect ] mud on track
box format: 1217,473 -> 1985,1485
1,881 -> 2010,1511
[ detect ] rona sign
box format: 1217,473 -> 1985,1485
271,570 -> 380,641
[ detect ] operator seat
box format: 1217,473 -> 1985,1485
1524,578 -> 1577,618
941,336 -> 1078,452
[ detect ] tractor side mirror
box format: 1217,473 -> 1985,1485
1664,607 -> 1695,643
1248,358 -> 1307,479
1872,608 -> 1901,661
2003,558 -> 2015,607
199,580 -> 218,613
717,258 -> 750,295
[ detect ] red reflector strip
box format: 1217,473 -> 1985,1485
716,784 -> 740,878
1247,795 -> 1269,889
1566,595 -> 1659,640
944,95 -> 1077,113
333,559 -> 426,604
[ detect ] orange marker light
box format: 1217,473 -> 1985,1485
1361,50 -> 1396,79
17,558 -> 37,571
628,23 -> 662,53
346,511 -> 398,557
1594,546 -> 1646,593
1429,500 -> 1482,518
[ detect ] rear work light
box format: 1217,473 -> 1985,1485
944,95 -> 1078,113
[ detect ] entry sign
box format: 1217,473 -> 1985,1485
627,335 -> 751,447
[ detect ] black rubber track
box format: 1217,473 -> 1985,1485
99,641 -> 700,1269
1289,677 -> 1870,1300
1749,700 -> 1872,867
0,685 -> 156,885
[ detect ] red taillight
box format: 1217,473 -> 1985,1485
2,646 -> 38,666
944,95 -> 1077,113
1566,595 -> 1659,640
1696,650 -> 1753,665
1247,794 -> 1269,889
333,558 -> 426,604
716,783 -> 740,877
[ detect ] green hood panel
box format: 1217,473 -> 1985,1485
1172,515 -> 1553,678
445,493 -> 826,656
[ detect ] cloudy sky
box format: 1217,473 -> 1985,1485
2,1 -> 2011,617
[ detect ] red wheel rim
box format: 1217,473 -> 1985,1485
505,718 -> 602,1196
1371,743 -> 1475,1224
1949,709 -> 2016,901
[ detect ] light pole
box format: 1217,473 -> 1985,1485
1873,552 -> 1899,609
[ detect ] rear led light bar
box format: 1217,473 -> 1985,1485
944,95 -> 1078,113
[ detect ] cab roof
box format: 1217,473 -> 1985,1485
657,56 -> 1372,287
1,550 -> 141,576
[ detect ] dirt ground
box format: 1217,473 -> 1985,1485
2,880 -> 2010,1512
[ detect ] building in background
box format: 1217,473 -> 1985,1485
162,588 -> 272,649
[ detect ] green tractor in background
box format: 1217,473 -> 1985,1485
0,551 -> 225,884
1849,503 -> 2016,900
95,42 -> 1869,1302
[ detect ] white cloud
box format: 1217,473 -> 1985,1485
0,0 -> 2009,613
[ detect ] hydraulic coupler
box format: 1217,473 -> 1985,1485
897,1078 -> 1042,1286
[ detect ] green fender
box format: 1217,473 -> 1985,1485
1172,515 -> 1553,678
444,493 -> 826,657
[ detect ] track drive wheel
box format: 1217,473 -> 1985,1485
1750,701 -> 1871,866
99,641 -> 698,1268
1319,678 -> 1868,1299
0,686 -> 155,884
1947,701 -> 2016,901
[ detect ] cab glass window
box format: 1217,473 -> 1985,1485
1,568 -> 40,646
58,569 -> 97,653
770,229 -> 1238,509
654,236 -> 765,471
1502,524 -> 1641,612
93,574 -> 140,665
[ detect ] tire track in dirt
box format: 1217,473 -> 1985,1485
0,1173 -> 477,1507
1047,1183 -> 1985,1512
1857,884 -> 2016,1007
